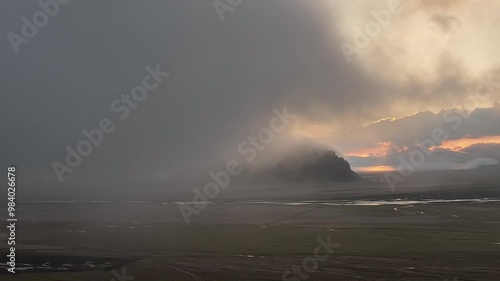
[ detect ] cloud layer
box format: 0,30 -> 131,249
1,0 -> 499,189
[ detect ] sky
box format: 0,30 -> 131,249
1,0 -> 499,190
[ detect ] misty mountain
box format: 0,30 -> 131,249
251,146 -> 361,183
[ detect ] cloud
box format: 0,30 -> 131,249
2,0 -> 389,186
455,157 -> 498,169
462,143 -> 500,159
339,106 -> 500,169
437,136 -> 500,152
0,0 -> 498,190
415,0 -> 468,10
345,142 -> 402,157
431,13 -> 460,32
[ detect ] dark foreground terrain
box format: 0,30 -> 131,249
2,201 -> 500,280
2,170 -> 500,280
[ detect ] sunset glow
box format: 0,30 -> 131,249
435,136 -> 500,152
353,165 -> 396,173
345,142 -> 396,158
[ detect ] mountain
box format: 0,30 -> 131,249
271,147 -> 361,182
244,146 -> 361,183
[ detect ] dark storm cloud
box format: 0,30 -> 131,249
0,0 -> 497,189
462,143 -> 500,159
0,0 -> 387,188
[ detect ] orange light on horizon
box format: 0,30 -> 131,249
353,165 -> 396,173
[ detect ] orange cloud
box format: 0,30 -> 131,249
345,142 -> 398,157
436,136 -> 500,152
